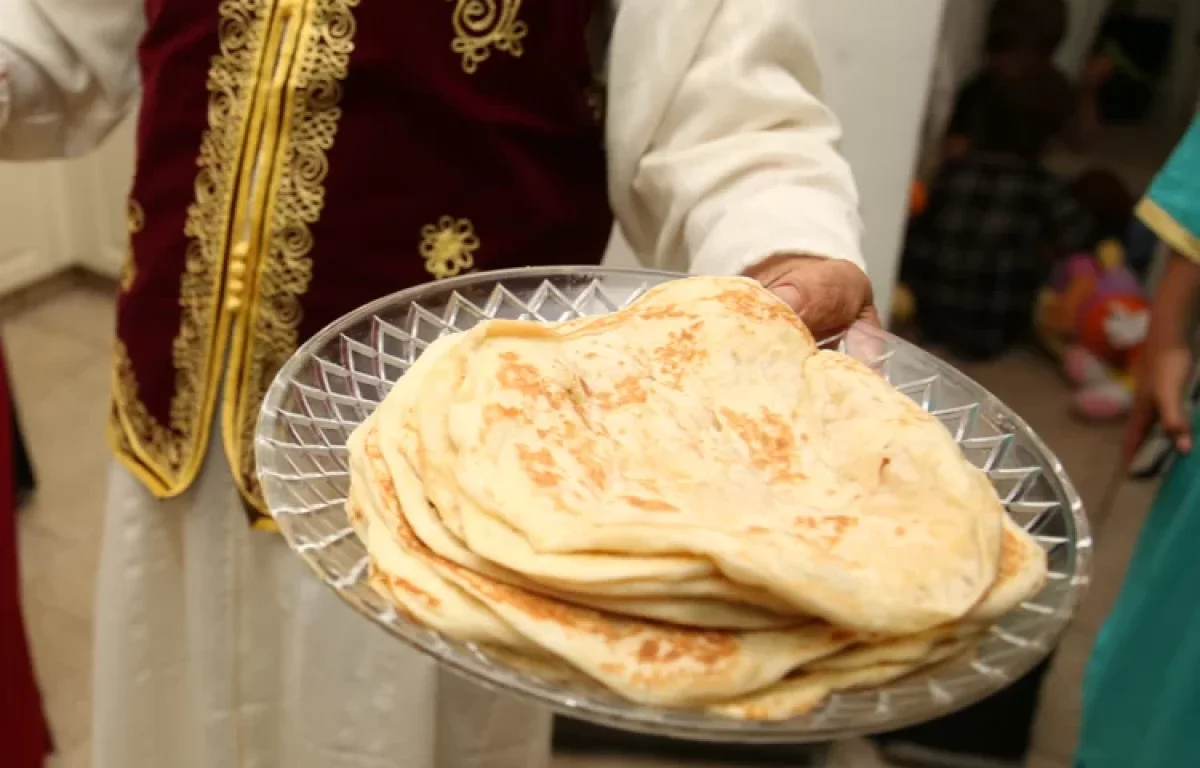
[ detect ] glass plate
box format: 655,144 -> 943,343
255,267 -> 1090,743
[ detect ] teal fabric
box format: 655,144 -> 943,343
1074,410 -> 1200,768
1142,114 -> 1200,246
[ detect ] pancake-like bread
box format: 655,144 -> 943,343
345,275 -> 1045,719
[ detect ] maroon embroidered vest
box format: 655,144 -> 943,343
111,0 -> 612,518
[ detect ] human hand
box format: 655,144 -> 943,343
1122,343 -> 1193,466
743,254 -> 880,339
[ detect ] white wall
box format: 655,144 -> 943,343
806,0 -> 946,322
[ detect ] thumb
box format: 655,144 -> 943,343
770,284 -> 805,313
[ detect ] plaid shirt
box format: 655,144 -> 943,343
902,154 -> 1095,359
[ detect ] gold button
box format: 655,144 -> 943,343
226,242 -> 249,312
231,241 -> 249,261
225,258 -> 247,312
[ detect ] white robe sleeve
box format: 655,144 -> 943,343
0,0 -> 144,160
606,0 -> 864,277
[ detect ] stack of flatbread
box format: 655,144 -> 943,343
345,276 -> 1046,720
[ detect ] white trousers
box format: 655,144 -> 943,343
91,435 -> 551,768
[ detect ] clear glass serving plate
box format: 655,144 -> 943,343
255,266 -> 1090,743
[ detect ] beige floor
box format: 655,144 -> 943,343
9,284 -> 1158,768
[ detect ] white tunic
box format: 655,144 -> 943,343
0,2 -> 864,767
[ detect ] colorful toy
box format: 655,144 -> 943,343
1036,239 -> 1150,420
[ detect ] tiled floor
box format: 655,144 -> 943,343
9,284 -> 1158,768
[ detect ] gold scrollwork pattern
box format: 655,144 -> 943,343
448,0 -> 527,73
232,0 -> 361,506
112,340 -> 185,470
421,216 -> 480,279
110,0 -> 268,494
119,200 -> 145,293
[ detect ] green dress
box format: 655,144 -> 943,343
1074,115 -> 1200,768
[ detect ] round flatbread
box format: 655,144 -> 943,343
429,277 -> 1004,634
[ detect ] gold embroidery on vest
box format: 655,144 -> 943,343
109,0 -> 268,495
421,216 -> 480,279
112,340 -> 185,468
448,0 -> 527,73
118,200 -> 145,293
229,0 -> 361,507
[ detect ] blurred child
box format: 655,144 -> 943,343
902,61 -> 1095,360
944,0 -> 1108,162
1073,114 -> 1200,768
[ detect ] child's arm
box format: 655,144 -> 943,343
1124,253 -> 1200,462
1120,115 -> 1200,462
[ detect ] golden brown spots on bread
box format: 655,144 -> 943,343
592,375 -> 650,409
616,375 -> 649,406
551,420 -> 607,489
637,638 -> 664,663
482,403 -> 521,427
390,576 -> 442,609
575,451 -> 607,489
448,563 -> 743,673
637,305 -> 690,321
636,638 -> 685,665
713,286 -> 811,337
621,496 -> 678,513
515,444 -> 562,488
377,472 -> 397,498
653,322 -> 709,383
997,527 -> 1020,582
719,407 -> 805,483
792,515 -> 858,549
392,519 -> 425,550
449,564 -> 627,641
633,633 -> 737,670
496,358 -> 545,398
